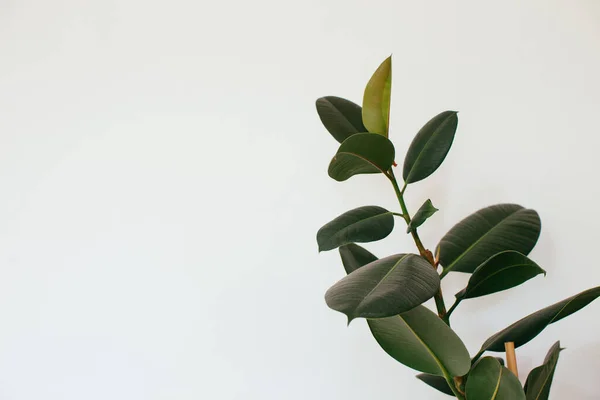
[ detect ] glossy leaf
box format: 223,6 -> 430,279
455,251 -> 545,300
328,133 -> 395,181
339,243 -> 377,274
362,56 -> 392,136
402,111 -> 458,184
480,286 -> 600,352
325,254 -> 439,322
368,306 -> 471,377
465,357 -> 525,400
524,341 -> 562,400
317,206 -> 394,252
438,204 -> 541,276
315,96 -> 367,143
406,199 -> 438,233
415,374 -> 453,396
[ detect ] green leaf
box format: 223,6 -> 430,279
465,357 -> 525,400
362,56 -> 392,136
455,251 -> 545,300
317,206 -> 394,252
524,341 -> 563,400
406,199 -> 438,233
339,244 -> 377,274
315,96 -> 367,144
480,286 -> 600,352
325,254 -> 439,322
415,374 -> 454,396
402,111 -> 458,184
328,133 -> 395,182
438,204 -> 541,276
368,306 -> 471,377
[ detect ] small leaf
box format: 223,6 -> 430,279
480,286 -> 600,352
455,251 -> 545,300
325,254 -> 439,322
406,199 -> 438,233
368,306 -> 471,377
415,374 -> 454,396
339,244 -> 377,274
317,206 -> 394,252
402,111 -> 458,184
524,341 -> 562,400
315,96 -> 367,143
438,204 -> 541,276
362,56 -> 392,136
328,133 -> 395,182
465,357 -> 525,400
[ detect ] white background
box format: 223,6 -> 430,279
1,1 -> 599,399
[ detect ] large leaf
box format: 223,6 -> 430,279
339,244 -> 377,274
415,374 -> 454,396
524,341 -> 562,400
465,357 -> 525,400
325,254 -> 439,322
317,206 -> 394,252
402,111 -> 458,184
328,133 -> 395,181
455,251 -> 545,300
368,306 -> 471,377
480,286 -> 600,352
362,56 -> 392,136
315,96 -> 367,143
406,199 -> 438,233
437,204 -> 541,277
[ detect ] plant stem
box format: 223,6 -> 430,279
387,170 -> 448,324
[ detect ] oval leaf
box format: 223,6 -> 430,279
465,357 -> 525,400
524,341 -> 562,400
328,133 -> 395,182
480,286 -> 600,352
438,204 -> 541,277
362,56 -> 392,136
315,96 -> 367,143
455,251 -> 545,300
402,111 -> 458,184
339,243 -> 377,274
368,306 -> 471,377
406,199 -> 438,233
325,254 -> 439,322
415,374 -> 454,396
317,206 -> 394,252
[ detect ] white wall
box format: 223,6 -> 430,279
1,1 -> 599,398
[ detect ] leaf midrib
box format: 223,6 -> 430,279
327,210 -> 392,245
354,254 -> 410,315
443,210 -> 522,274
406,114 -> 453,182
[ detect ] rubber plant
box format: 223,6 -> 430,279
314,55 -> 599,399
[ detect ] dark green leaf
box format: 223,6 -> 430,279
315,96 -> 367,144
328,133 -> 395,182
480,286 -> 600,352
317,206 -> 394,252
415,374 -> 454,396
325,254 -> 439,322
406,199 -> 438,233
368,306 -> 471,377
524,341 -> 562,400
402,111 -> 458,184
339,244 -> 377,274
456,251 -> 545,300
438,204 -> 541,276
465,357 -> 525,400
362,56 -> 392,136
